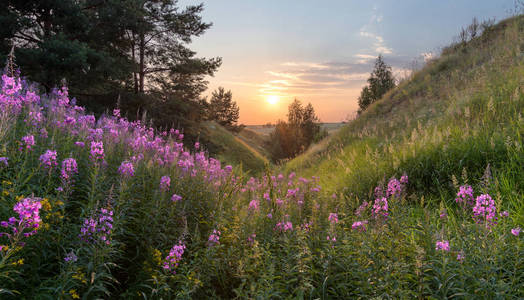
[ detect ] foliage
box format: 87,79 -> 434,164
207,87 -> 241,132
357,55 -> 395,113
269,99 -> 326,162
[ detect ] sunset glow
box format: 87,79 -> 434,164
266,95 -> 279,105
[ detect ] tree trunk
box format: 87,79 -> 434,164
139,32 -> 145,93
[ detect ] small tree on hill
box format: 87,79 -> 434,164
207,87 -> 240,131
358,55 -> 395,113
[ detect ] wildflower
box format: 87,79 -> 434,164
0,197 -> 42,238
400,174 -> 408,185
208,229 -> 220,246
455,185 -> 474,207
171,194 -> 182,202
328,213 -> 339,224
40,128 -> 48,139
21,135 -> 35,150
113,109 -> 120,117
326,235 -> 336,242
118,161 -> 134,177
351,220 -> 368,231
39,150 -> 58,168
194,142 -> 200,150
473,194 -> 497,227
500,211 -> 509,217
457,252 -> 465,262
267,213 -> 272,219
159,176 -> 170,191
74,141 -> 84,147
386,178 -> 403,198
89,141 -> 104,162
274,221 -> 293,233
440,209 -> 448,220
355,201 -> 369,216
162,242 -> 185,274
69,289 -> 80,299
0,157 -> 8,167
61,158 -> 78,181
247,234 -> 256,245
248,199 -> 259,211
225,165 -> 233,172
511,227 -> 521,236
372,197 -> 389,219
64,251 -> 78,263
79,208 -> 113,245
435,240 -> 450,252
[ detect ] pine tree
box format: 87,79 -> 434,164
208,87 -> 240,130
357,55 -> 395,113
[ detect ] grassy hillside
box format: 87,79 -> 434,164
285,16 -> 524,214
237,128 -> 272,159
200,122 -> 269,175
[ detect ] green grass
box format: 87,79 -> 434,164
285,15 -> 524,215
201,122 -> 269,175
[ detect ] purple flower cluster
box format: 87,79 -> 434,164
328,213 -> 339,224
248,199 -> 259,211
61,158 -> 78,181
435,240 -> 450,251
21,135 -> 35,150
163,242 -> 186,273
455,185 -> 474,207
274,221 -> 293,233
118,161 -> 134,177
159,175 -> 171,191
90,141 -> 104,162
39,149 -> 58,168
372,197 -> 389,219
208,229 -> 221,246
472,194 -> 497,227
64,251 -> 78,263
0,156 -> 8,167
351,221 -> 368,231
1,197 -> 42,238
171,194 -> 182,202
79,208 -> 113,245
511,227 -> 521,236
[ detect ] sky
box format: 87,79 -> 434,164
178,0 -> 516,125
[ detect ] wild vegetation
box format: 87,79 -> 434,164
0,8 -> 522,300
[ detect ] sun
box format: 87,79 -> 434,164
266,95 -> 279,105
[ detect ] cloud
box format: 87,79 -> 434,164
358,4 -> 393,55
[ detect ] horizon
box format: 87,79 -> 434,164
178,0 -> 515,125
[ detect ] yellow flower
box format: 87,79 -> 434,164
152,248 -> 162,266
69,289 -> 80,299
15,195 -> 24,201
2,180 -> 12,185
56,200 -> 64,206
2,190 -> 10,196
72,272 -> 87,284
11,258 -> 24,265
40,198 -> 52,211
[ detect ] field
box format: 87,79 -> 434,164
0,14 -> 522,299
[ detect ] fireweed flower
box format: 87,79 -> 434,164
248,199 -> 259,211
1,197 -> 42,238
74,141 -> 85,147
274,221 -> 293,233
61,158 -> 78,181
386,178 -> 403,198
0,157 -> 8,167
79,208 -> 113,245
511,227 -> 521,236
163,242 -> 185,274
118,161 -> 134,177
435,240 -> 450,251
457,252 -> 465,262
171,194 -> 182,202
159,176 -> 171,191
208,229 -> 220,246
355,201 -> 369,216
89,141 -> 104,162
64,251 -> 78,263
455,185 -> 474,207
21,135 -> 35,150
39,150 -> 58,168
473,194 -> 497,227
352,221 -> 368,231
500,211 -> 509,217
328,213 -> 339,224
372,197 -> 389,219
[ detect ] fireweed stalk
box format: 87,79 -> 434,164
0,197 -> 42,271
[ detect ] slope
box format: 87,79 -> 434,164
285,16 -> 524,211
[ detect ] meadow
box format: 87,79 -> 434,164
0,15 -> 522,300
